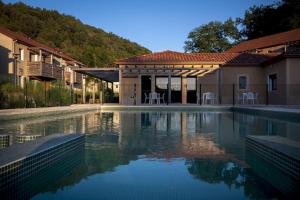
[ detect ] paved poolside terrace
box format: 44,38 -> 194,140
1,103 -> 300,121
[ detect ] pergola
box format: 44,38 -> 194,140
73,67 -> 119,83
120,64 -> 220,78
73,67 -> 119,104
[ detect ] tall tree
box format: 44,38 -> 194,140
240,0 -> 300,39
184,18 -> 241,53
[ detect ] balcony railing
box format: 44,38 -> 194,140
26,62 -> 63,80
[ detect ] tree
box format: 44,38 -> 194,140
240,0 -> 300,39
184,18 -> 241,53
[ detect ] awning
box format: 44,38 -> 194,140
73,68 -> 119,82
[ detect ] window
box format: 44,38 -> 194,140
19,49 -> 24,61
238,75 -> 247,90
268,74 -> 277,91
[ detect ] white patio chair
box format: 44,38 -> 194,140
149,93 -> 153,104
204,92 -> 216,104
156,93 -> 161,104
149,92 -> 159,104
144,93 -> 149,104
159,93 -> 165,104
247,92 -> 258,104
238,93 -> 248,104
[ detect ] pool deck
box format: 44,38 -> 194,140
0,133 -> 84,167
0,104 -> 101,121
1,104 -> 300,121
247,135 -> 300,161
99,103 -> 232,111
246,135 -> 300,180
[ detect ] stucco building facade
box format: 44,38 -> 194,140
116,29 -> 300,105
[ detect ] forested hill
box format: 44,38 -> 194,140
0,1 -> 151,67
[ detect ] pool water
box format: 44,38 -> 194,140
1,111 -> 300,199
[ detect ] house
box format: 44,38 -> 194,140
0,27 -> 84,89
116,29 -> 300,105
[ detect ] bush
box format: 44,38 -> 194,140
48,81 -> 71,106
0,80 -> 72,109
0,82 -> 24,109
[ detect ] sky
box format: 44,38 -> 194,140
4,0 -> 275,52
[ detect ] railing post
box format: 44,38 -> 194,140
266,84 -> 269,105
70,84 -> 73,105
44,81 -> 47,107
59,81 -> 62,106
232,84 -> 235,106
24,78 -> 27,108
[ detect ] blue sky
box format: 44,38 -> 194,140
4,0 -> 274,52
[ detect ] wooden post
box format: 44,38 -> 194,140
44,81 -> 47,107
82,76 -> 86,104
200,84 -> 202,105
92,82 -> 95,104
182,76 -> 187,104
168,74 -> 171,104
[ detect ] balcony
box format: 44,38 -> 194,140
26,62 -> 63,80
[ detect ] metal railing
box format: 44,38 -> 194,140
26,62 -> 63,80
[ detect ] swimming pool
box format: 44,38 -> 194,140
1,110 -> 299,199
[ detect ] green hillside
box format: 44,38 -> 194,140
0,1 -> 150,67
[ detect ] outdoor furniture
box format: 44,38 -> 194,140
149,92 -> 160,104
247,92 -> 258,104
238,92 -> 248,104
202,92 -> 216,104
238,92 -> 258,104
144,93 -> 149,104
159,93 -> 165,104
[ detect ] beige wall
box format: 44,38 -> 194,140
197,71 -> 218,103
221,66 -> 265,104
120,76 -> 140,105
0,33 -> 13,75
286,58 -> 300,105
264,59 -> 287,104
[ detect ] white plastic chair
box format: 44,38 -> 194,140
144,93 -> 149,104
149,92 -> 159,104
203,92 -> 216,104
159,93 -> 165,104
247,92 -> 258,104
238,93 -> 248,104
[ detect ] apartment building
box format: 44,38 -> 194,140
0,27 -> 83,88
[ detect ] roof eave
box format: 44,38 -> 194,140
115,61 -> 224,65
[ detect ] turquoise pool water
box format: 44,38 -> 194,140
1,110 -> 300,199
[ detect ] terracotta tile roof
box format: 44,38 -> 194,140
226,28 -> 300,53
0,26 -> 75,62
115,50 -> 279,66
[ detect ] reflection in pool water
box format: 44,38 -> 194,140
1,111 -> 300,199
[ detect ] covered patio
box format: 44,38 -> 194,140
116,51 -> 278,105
120,64 -> 220,105
73,68 -> 119,104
